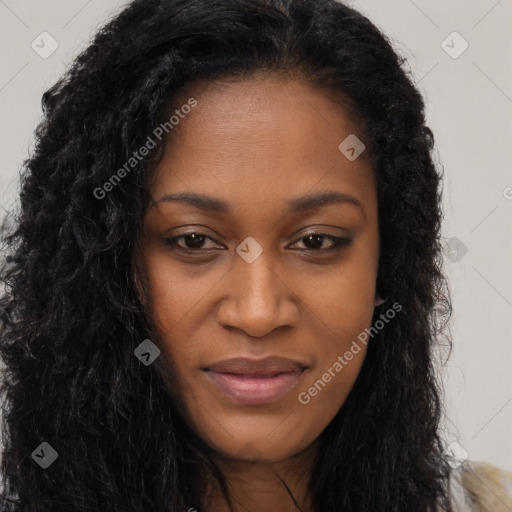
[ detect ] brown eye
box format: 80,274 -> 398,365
164,232 -> 222,252
292,233 -> 352,251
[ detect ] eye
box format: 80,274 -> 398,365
163,232 -> 224,252
163,230 -> 352,255
289,233 -> 352,252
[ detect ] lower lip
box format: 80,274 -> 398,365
204,370 -> 304,405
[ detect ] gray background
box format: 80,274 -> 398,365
0,0 -> 511,471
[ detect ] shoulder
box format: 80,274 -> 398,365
448,460 -> 512,511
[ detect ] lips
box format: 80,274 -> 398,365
203,356 -> 307,405
204,356 -> 306,376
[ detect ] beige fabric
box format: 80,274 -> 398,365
448,460 -> 512,511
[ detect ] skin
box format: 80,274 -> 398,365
136,72 -> 382,512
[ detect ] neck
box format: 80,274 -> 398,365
200,441 -> 318,512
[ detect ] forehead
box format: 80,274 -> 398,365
148,72 -> 375,214
162,71 -> 366,157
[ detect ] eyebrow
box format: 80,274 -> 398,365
155,190 -> 365,218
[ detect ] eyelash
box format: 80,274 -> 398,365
163,232 -> 352,255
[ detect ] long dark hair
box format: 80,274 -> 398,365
0,0 -> 453,510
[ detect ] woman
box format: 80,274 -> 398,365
0,0 -> 510,511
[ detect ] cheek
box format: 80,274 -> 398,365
296,289 -> 371,410
142,250 -> 215,332
291,254 -> 376,415
297,330 -> 369,408
296,253 -> 377,340
139,253 -> 215,381
293,280 -> 372,442
295,346 -> 367,445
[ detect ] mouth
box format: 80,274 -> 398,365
203,368 -> 305,405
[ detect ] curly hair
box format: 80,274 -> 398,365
0,0 -> 453,510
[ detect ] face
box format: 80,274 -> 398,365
137,72 -> 381,463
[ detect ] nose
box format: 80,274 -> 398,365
217,250 -> 300,338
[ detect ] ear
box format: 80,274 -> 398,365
374,293 -> 386,306
132,258 -> 146,305
134,273 -> 145,304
